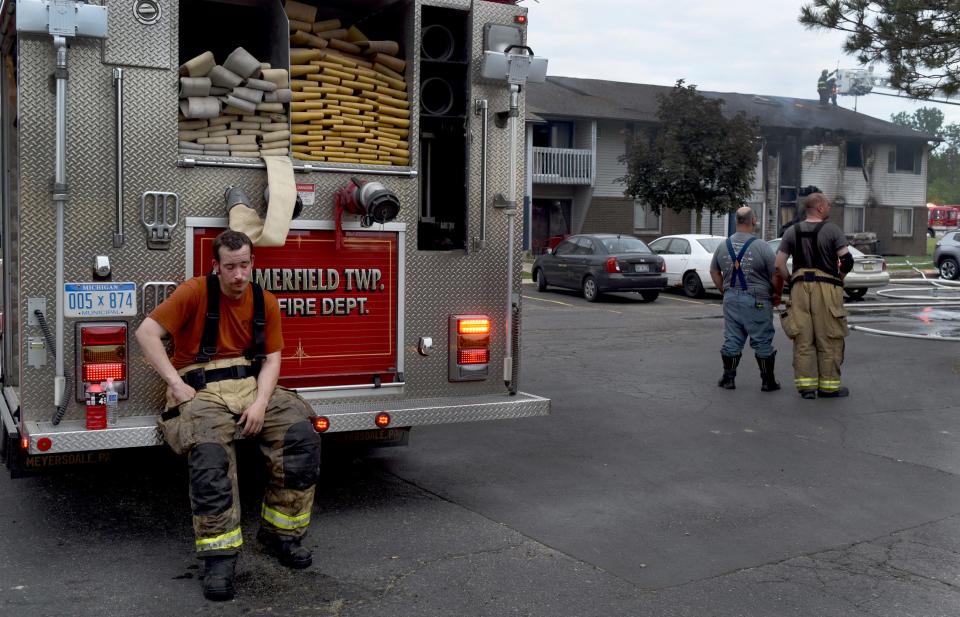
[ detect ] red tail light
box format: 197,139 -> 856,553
312,416 -> 330,433
76,322 -> 128,402
449,315 -> 490,381
660,260 -> 667,273
605,257 -> 621,273
375,412 -> 391,428
458,348 -> 489,364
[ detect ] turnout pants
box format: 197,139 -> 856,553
159,360 -> 320,557
782,272 -> 849,392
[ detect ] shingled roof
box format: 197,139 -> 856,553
526,77 -> 937,142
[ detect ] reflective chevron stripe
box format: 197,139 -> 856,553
261,503 -> 311,530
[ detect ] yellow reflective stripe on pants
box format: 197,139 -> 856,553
261,503 -> 311,530
195,527 -> 243,552
819,379 -> 842,391
795,377 -> 817,388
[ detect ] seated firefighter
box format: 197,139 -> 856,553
135,229 -> 320,602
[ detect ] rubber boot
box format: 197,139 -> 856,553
717,354 -> 741,390
202,555 -> 237,601
257,528 -> 313,569
756,352 -> 781,392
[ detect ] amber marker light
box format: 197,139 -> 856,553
375,412 -> 391,428
312,417 -> 330,433
20,437 -> 29,450
458,318 -> 490,335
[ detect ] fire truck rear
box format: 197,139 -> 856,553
0,0 -> 550,476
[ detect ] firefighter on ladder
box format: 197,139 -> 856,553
775,193 -> 853,399
136,229 -> 321,601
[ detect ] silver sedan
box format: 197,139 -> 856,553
769,239 -> 889,300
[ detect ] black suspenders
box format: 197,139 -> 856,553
195,273 -> 266,366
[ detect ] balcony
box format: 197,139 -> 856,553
532,147 -> 593,185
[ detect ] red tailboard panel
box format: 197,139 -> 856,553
193,228 -> 399,388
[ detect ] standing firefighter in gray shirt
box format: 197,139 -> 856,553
710,206 -> 784,391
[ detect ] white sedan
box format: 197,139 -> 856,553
649,234 -> 726,297
768,238 -> 890,300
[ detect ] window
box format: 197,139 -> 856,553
532,121 -> 573,148
844,205 -> 865,234
649,238 -> 670,254
893,207 -> 914,237
633,201 -> 661,232
554,239 -> 576,255
888,143 -> 922,174
573,237 -> 595,255
670,238 -> 691,255
845,141 -> 863,168
600,236 -> 652,254
697,238 -> 722,253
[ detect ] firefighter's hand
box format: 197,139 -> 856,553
170,381 -> 197,405
239,400 -> 267,437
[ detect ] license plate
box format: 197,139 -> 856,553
64,282 -> 137,318
862,263 -> 875,271
634,264 -> 650,273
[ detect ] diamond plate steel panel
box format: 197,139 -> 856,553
13,1 -> 541,436
25,417 -> 161,454
102,0 -> 172,70
23,390 -> 548,452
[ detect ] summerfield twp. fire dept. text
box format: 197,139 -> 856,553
253,267 -> 385,317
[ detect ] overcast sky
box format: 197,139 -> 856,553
524,0 -> 960,129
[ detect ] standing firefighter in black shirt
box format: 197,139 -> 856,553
775,193 -> 853,399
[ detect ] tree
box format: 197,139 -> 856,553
799,2 -> 960,98
891,107 -> 960,203
889,107 -> 944,138
619,81 -> 759,232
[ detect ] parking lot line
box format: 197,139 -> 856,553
522,294 -> 623,314
523,295 -> 577,307
661,295 -> 711,305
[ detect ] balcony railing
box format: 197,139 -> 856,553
532,147 -> 593,185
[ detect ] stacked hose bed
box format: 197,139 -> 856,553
178,48 -> 291,159
284,0 -> 411,166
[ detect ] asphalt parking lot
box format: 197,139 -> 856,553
1,281 -> 958,616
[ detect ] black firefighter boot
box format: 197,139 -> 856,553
756,352 -> 781,392
257,528 -> 313,569
202,554 -> 237,601
718,353 -> 741,389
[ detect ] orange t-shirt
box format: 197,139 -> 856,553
149,276 -> 284,369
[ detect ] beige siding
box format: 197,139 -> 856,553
801,144 -> 927,207
574,120 -> 593,150
593,120 -> 629,197
800,143 -> 927,254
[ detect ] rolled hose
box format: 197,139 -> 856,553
34,309 -> 71,426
